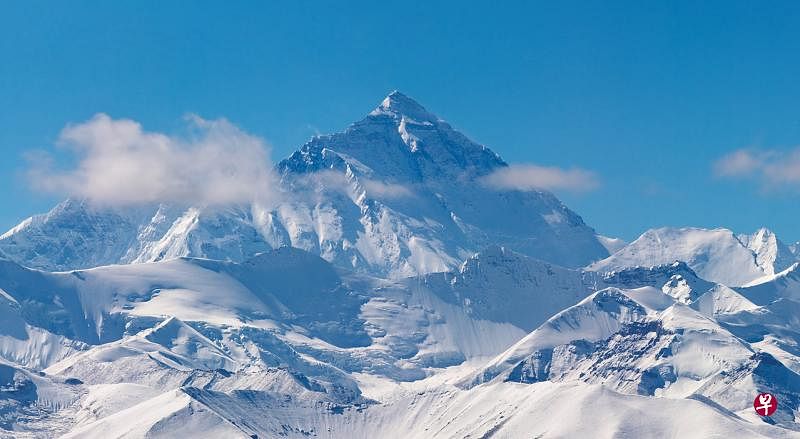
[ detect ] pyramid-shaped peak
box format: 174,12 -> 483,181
373,91 -> 439,122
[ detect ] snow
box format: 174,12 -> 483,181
691,284 -> 759,316
2,239 -> 794,436
347,381 -> 794,439
2,92 -> 800,437
59,381 -> 799,439
62,389 -> 247,439
418,245 -> 601,331
589,227 -> 799,286
73,383 -> 161,426
2,246 -> 800,437
597,234 -> 628,253
2,228 -> 799,436
466,288 -> 650,387
739,228 -> 797,276
1,93 -> 609,276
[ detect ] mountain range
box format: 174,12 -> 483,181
0,92 -> 607,278
1,93 -> 799,438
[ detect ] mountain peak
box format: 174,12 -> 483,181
372,90 -> 438,122
739,227 -> 797,276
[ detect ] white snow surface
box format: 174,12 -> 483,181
597,234 -> 628,253
0,246 -> 798,437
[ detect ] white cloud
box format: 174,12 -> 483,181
362,179 -> 414,199
28,113 -> 278,206
480,163 -> 599,193
713,149 -> 767,177
713,148 -> 800,187
300,170 -> 351,195
296,170 -> 413,201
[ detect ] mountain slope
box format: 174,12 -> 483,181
589,227 -> 798,286
1,243 -> 800,436
0,246 -> 556,435
738,228 -> 797,277
465,279 -> 800,431
414,245 -> 600,331
276,91 -> 608,276
62,381 -> 797,439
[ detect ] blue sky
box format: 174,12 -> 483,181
2,1 -> 800,242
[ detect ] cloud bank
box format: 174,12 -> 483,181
713,148 -> 800,188
28,114 -> 278,206
480,163 -> 599,193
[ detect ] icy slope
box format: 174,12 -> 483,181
1,245 -> 800,436
464,277 -> 800,431
739,228 -> 798,276
737,263 -> 800,305
276,91 -> 609,276
590,227 -> 798,286
414,245 -> 600,331
0,92 -> 609,276
0,243 -> 598,376
0,358 -> 84,436
600,261 -> 716,304
0,199 -> 150,273
61,381 -> 797,439
597,234 -> 627,253
0,200 -> 272,273
0,246 -> 584,435
466,287 -> 652,387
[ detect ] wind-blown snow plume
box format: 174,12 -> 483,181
295,169 -> 414,201
361,179 -> 414,199
480,163 -> 599,192
28,113 -> 278,206
714,147 -> 800,188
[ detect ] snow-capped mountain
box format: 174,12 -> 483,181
0,245 -> 594,436
739,228 -> 798,277
0,92 -> 608,277
1,246 -> 798,437
2,93 -> 800,438
466,273 -> 800,430
589,227 -> 799,286
736,262 -> 800,305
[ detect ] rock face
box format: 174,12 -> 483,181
0,92 -> 608,277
